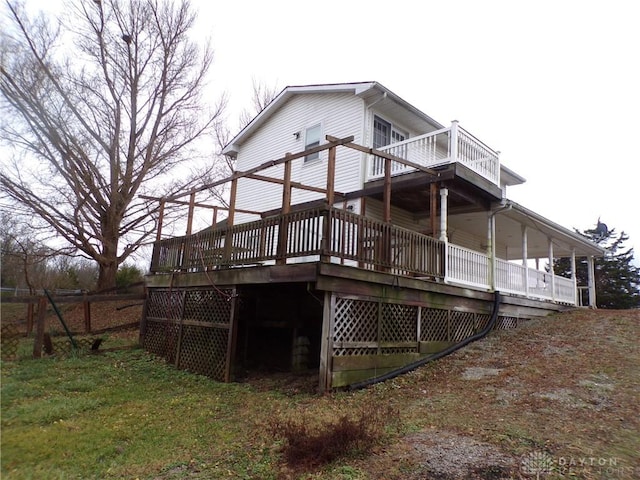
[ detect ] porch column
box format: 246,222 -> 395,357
587,255 -> 597,308
488,212 -> 496,290
522,225 -> 529,297
570,248 -> 577,305
439,187 -> 448,241
548,238 -> 555,301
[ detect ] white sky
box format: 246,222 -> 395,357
196,0 -> 640,260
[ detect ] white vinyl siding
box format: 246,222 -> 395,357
233,92 -> 364,222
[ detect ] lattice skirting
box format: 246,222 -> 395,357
141,287 -> 236,382
332,295 -> 515,357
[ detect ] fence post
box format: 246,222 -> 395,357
83,292 -> 91,333
26,301 -> 34,335
33,297 -> 47,358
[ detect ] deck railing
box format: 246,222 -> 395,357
447,243 -> 490,289
151,206 -> 575,305
368,122 -> 500,185
448,248 -> 576,305
151,206 -> 445,278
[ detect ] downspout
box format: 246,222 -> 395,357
348,291 -> 501,390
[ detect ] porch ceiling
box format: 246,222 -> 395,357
448,201 -> 605,260
361,163 -> 501,215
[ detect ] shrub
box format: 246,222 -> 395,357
268,403 -> 398,470
116,264 -> 144,290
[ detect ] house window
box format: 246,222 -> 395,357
373,115 -> 406,148
305,124 -> 321,162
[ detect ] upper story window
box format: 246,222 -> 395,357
373,115 -> 406,148
305,124 -> 321,162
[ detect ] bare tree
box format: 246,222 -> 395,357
238,78 -> 281,129
210,78 -> 280,204
0,0 -> 226,289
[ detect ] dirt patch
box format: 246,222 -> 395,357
402,430 -> 517,479
462,367 -> 503,380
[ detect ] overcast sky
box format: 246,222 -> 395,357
197,0 -> 639,260
13,0 -> 640,264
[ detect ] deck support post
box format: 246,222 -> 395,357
522,225 -> 529,297
319,291 -> 334,393
570,248 -> 577,305
587,255 -> 597,308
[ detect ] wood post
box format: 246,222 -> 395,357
26,302 -> 34,335
321,147 -> 337,263
277,155 -> 292,265
156,199 -> 165,242
326,146 -> 336,206
83,293 -> 91,333
225,288 -> 239,383
33,297 -> 47,358
430,183 -> 438,237
223,178 -> 238,263
318,291 -> 334,393
381,157 -> 392,269
186,192 -> 196,236
212,206 -> 219,226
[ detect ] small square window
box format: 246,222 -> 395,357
305,124 -> 321,162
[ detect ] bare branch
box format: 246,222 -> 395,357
0,0 -> 226,289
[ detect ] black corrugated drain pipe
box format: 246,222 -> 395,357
348,291 -> 501,391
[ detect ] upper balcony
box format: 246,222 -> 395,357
366,121 -> 500,186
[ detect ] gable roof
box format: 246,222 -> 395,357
221,81 -> 444,156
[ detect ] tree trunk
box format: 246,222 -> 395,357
97,226 -> 120,291
97,261 -> 118,292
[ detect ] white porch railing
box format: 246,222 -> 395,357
447,244 -> 577,305
495,258 -> 526,295
367,122 -> 500,185
447,243 -> 490,289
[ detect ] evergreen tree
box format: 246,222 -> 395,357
554,220 -> 640,309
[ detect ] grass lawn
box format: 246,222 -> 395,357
1,309 -> 639,479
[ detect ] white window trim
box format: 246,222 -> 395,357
304,123 -> 323,163
373,114 -> 408,148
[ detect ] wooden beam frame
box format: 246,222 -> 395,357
163,136 -> 355,203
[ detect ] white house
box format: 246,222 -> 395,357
142,81 -> 605,390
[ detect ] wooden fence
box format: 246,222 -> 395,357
1,291 -> 145,359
